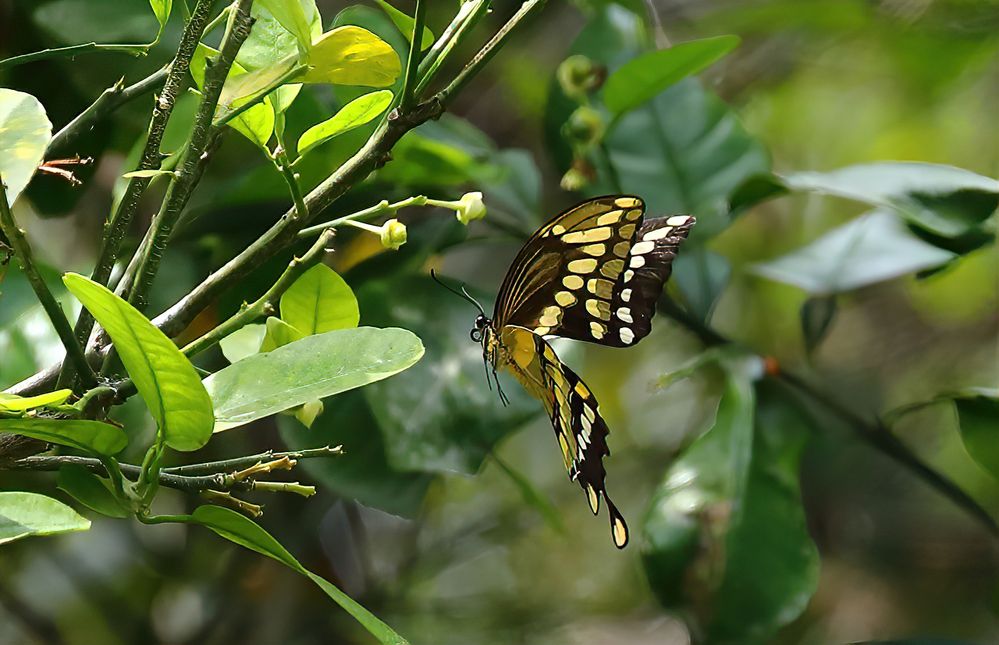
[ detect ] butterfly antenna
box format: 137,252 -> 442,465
493,364 -> 510,407
430,269 -> 486,316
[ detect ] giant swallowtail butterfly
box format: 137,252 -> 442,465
445,195 -> 694,548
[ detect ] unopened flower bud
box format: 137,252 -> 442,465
557,55 -> 604,100
454,191 -> 486,225
380,218 -> 407,250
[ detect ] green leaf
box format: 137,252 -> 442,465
784,162 -> 999,240
148,0 -> 171,30
0,388 -> 72,412
0,88 -> 52,207
57,465 -> 130,519
190,505 -> 410,645
0,418 -> 127,455
217,58 -> 301,108
280,264 -> 360,334
671,248 -> 731,323
191,44 -> 276,148
0,491 -> 90,545
603,35 -> 740,117
304,26 -> 402,87
373,0 -> 435,50
750,210 -> 956,294
259,316 -> 305,352
205,326 -> 424,432
954,391 -> 999,480
643,373 -> 819,643
220,323 -> 266,364
358,277 -> 537,474
297,89 -> 394,157
257,0 -> 313,52
279,393 -> 433,516
63,273 -> 214,452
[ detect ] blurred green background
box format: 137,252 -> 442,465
1,0 -> 998,643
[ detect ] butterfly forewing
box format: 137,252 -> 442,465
495,196 -> 694,348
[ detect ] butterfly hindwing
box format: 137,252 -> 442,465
498,325 -> 629,548
496,196 -> 694,348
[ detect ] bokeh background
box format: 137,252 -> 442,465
1,0 -> 998,643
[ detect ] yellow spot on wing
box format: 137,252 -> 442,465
586,485 -> 600,514
600,259 -> 624,279
568,258 -> 598,273
614,197 -> 640,209
563,275 -> 584,290
580,243 -> 606,256
563,227 -> 612,244
596,210 -> 623,226
612,517 -> 629,548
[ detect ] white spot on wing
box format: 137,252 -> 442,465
620,327 -> 635,344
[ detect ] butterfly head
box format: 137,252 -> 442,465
470,313 -> 490,343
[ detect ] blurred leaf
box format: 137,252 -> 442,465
304,26 -> 402,88
728,173 -> 789,217
953,390 -> 999,481
63,273 -> 214,452
671,247 -> 731,323
0,88 -> 52,207
259,316 -> 305,352
220,324 -> 266,364
279,392 -> 433,516
491,453 -> 566,535
358,276 -> 537,474
373,0 -> 434,50
297,90 -> 393,157
190,505 -> 410,645
33,0 -> 157,42
191,44 -> 276,148
205,327 -> 424,432
784,162 -> 999,243
149,0 -> 171,32
377,130 -> 489,187
0,418 -> 127,455
0,388 -> 72,412
643,373 -> 819,643
800,294 -> 837,354
281,264 -> 360,334
750,211 -> 956,294
603,35 -> 740,117
0,491 -> 90,546
57,465 -> 129,518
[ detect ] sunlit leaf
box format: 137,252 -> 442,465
373,0 -> 434,50
63,273 -> 214,452
0,491 -> 90,546
191,44 -> 276,148
259,316 -> 305,352
297,90 -> 393,157
220,323 -> 266,364
280,264 -> 360,333
257,0 -> 313,52
0,88 -> 52,207
205,327 -> 424,432
0,418 -> 127,455
603,35 -> 740,116
190,505 -> 410,644
750,210 -> 956,294
304,26 -> 402,88
0,388 -> 72,412
57,465 -> 130,518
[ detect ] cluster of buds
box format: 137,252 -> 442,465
556,55 -> 608,192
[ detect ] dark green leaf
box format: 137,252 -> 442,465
671,247 -> 731,323
279,392 -> 433,517
728,173 -> 789,217
205,327 -> 424,432
63,273 -> 214,452
800,295 -> 837,354
603,35 -> 740,116
358,276 -> 538,474
0,418 -> 127,456
57,465 -> 129,518
0,491 -> 90,545
954,391 -> 999,480
750,210 -> 956,294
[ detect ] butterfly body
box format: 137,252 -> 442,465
469,195 -> 694,548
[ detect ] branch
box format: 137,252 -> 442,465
63,0 -> 219,386
0,176 -> 96,388
415,0 -> 490,96
659,298 -> 999,537
47,68 -> 169,154
399,0 -> 427,111
0,42 -> 148,73
118,0 -> 255,314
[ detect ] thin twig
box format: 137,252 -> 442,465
163,446 -> 343,475
415,0 -> 490,96
47,67 -> 169,154
0,175 -> 96,389
0,42 -> 148,72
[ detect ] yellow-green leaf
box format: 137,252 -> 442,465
0,88 -> 52,207
62,273 -> 214,452
297,89 -> 393,157
279,264 -> 360,333
149,0 -> 172,29
0,492 -> 90,546
257,0 -> 313,52
260,316 -> 305,352
191,44 -> 275,149
304,26 -> 401,88
0,389 -> 72,412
